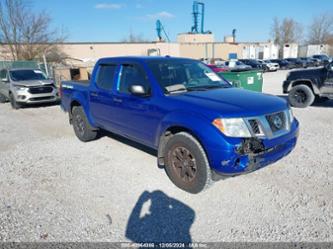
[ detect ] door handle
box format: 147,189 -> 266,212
113,97 -> 123,103
90,92 -> 98,97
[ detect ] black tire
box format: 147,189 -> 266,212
72,106 -> 98,142
0,93 -> 7,103
164,132 -> 212,194
288,84 -> 315,108
9,93 -> 21,109
315,96 -> 330,104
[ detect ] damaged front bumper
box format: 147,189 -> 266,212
208,119 -> 299,176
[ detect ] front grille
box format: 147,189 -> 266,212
28,86 -> 53,94
248,119 -> 262,135
29,96 -> 55,101
266,112 -> 286,132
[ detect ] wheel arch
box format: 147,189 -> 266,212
68,98 -> 96,128
290,79 -> 320,95
69,100 -> 82,124
157,125 -> 207,168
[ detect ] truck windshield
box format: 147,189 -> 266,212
147,59 -> 231,94
10,69 -> 47,81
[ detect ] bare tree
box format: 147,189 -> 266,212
271,17 -> 281,45
271,17 -> 303,58
122,30 -> 149,42
271,17 -> 303,45
308,13 -> 333,44
0,0 -> 66,61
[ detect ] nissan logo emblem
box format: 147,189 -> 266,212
273,115 -> 283,129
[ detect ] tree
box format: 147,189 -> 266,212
308,13 -> 333,44
122,30 -> 149,42
271,17 -> 303,58
0,0 -> 66,61
271,17 -> 303,45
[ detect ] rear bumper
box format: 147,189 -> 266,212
208,119 -> 299,175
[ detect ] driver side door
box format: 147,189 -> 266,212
109,63 -> 159,146
322,64 -> 333,94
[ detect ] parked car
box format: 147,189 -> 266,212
309,57 -> 322,67
212,58 -> 225,66
199,58 -> 210,64
224,60 -> 252,71
207,64 -> 229,73
61,56 -> 299,193
261,60 -> 280,71
270,59 -> 292,70
283,62 -> 333,108
0,68 -> 59,109
299,57 -> 316,68
285,58 -> 306,68
312,54 -> 330,65
239,59 -> 267,71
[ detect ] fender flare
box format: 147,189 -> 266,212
155,111 -> 235,167
69,92 -> 97,128
289,79 -> 320,95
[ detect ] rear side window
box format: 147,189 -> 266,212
96,64 -> 117,90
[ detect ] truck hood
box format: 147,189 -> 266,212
169,88 -> 288,118
12,79 -> 53,87
287,68 -> 324,80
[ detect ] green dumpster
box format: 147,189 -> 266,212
218,70 -> 263,92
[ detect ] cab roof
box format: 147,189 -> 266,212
97,56 -> 196,64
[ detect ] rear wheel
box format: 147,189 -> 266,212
164,132 -> 212,194
288,84 -> 315,108
72,106 -> 98,142
9,93 -> 21,109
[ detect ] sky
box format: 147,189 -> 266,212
31,0 -> 333,43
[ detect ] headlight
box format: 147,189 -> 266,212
212,118 -> 252,138
13,85 -> 27,91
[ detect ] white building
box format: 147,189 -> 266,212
306,44 -> 330,56
241,42 -> 278,59
283,43 -> 298,58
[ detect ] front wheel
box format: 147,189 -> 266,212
288,85 -> 315,108
9,93 -> 21,109
0,93 -> 7,103
164,132 -> 213,194
72,106 -> 98,142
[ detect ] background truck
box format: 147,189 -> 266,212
60,56 -> 299,193
283,62 -> 333,108
0,68 -> 59,109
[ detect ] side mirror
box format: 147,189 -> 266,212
1,78 -> 9,83
129,85 -> 148,96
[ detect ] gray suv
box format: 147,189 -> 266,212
0,68 -> 59,109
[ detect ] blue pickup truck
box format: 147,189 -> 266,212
60,56 -> 299,193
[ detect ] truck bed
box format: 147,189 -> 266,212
60,80 -> 90,112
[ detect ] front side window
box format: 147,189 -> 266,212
96,64 -> 117,90
9,69 -> 46,81
147,59 -> 231,94
118,64 -> 150,94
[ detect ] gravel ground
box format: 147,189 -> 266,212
0,70 -> 332,242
